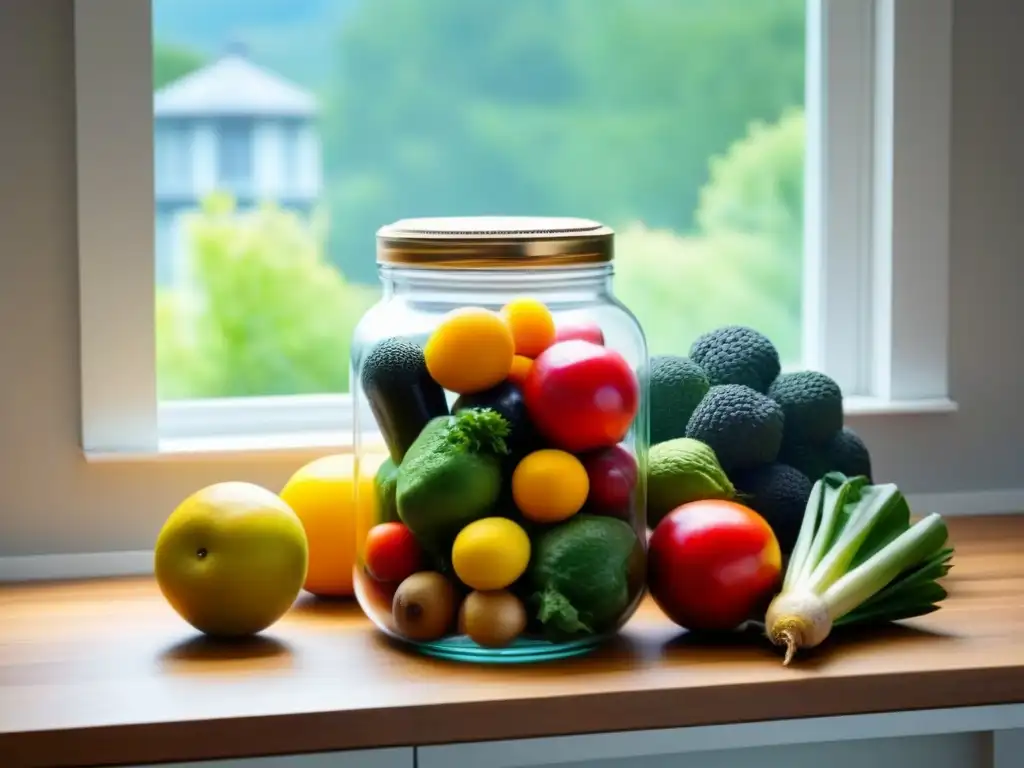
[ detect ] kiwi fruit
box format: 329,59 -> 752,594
392,571 -> 456,641
458,590 -> 527,648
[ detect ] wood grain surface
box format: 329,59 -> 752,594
1,516 -> 1023,767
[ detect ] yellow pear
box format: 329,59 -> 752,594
155,481 -> 308,637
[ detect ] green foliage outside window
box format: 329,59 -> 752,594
156,194 -> 377,399
157,110 -> 804,398
153,0 -> 807,399
153,41 -> 207,90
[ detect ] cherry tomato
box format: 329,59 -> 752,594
554,320 -> 605,346
582,445 -> 638,513
364,522 -> 423,583
524,340 -> 639,452
648,500 -> 781,632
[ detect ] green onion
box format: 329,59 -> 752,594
765,472 -> 954,665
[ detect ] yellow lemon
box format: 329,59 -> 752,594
424,307 -> 515,394
154,482 -> 308,637
281,452 -> 388,598
451,517 -> 530,591
512,449 -> 589,524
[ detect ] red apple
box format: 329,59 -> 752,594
523,340 -> 639,452
582,445 -> 638,512
648,500 -> 782,632
554,320 -> 605,346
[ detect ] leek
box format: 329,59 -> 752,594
765,472 -> 954,665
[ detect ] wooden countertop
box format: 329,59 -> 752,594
2,515 -> 1024,768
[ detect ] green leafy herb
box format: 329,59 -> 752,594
445,407 -> 510,456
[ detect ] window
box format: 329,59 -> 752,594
74,0 -> 954,459
216,120 -> 254,192
154,122 -> 191,194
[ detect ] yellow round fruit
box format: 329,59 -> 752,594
451,517 -> 530,591
501,297 -> 556,358
424,307 -> 515,394
512,449 -> 589,523
281,452 -> 387,598
154,482 -> 308,637
507,354 -> 533,388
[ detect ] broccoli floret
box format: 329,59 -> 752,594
649,355 -> 710,445
685,384 -> 784,472
689,326 -> 781,393
769,371 -> 843,446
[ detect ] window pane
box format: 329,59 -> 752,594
216,120 -> 253,191
152,0 -> 806,401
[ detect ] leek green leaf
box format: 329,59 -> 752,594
848,490 -> 912,570
835,547 -> 953,627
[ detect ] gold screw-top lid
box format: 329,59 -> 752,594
376,216 -> 613,269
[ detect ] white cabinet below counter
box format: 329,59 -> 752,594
419,705 -> 1024,768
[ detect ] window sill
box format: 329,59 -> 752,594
842,396 -> 958,416
82,398 -> 957,464
84,431 -> 353,463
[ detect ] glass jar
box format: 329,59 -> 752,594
351,217 -> 648,663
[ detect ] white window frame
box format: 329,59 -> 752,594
75,0 -> 954,461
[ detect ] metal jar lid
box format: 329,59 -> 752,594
376,216 -> 614,268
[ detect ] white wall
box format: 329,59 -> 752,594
0,0 -> 1022,558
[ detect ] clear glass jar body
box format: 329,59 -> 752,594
351,264 -> 648,663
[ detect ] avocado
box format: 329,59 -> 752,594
649,356 -> 710,445
689,326 -> 781,393
769,371 -> 843,446
361,337 -> 449,463
733,463 -> 812,557
829,426 -> 873,481
780,426 -> 873,484
685,384 -> 784,472
647,437 -> 734,527
778,442 -> 832,483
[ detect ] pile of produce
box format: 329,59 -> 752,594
646,324 -> 954,663
647,471 -> 954,664
151,317 -> 955,667
647,325 -> 871,556
359,299 -> 646,648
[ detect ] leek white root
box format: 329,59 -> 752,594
765,591 -> 831,666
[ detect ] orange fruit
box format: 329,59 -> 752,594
154,482 -> 308,637
281,453 -> 387,598
512,449 -> 589,524
424,307 -> 514,394
507,354 -> 533,387
501,297 -> 556,358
